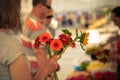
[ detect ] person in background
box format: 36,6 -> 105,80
20,0 -> 52,56
43,9 -> 57,37
21,0 -> 59,79
0,0 -> 58,80
108,6 -> 120,79
42,9 -> 60,80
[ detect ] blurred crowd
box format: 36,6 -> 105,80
54,7 -> 111,28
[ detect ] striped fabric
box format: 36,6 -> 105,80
21,15 -> 44,49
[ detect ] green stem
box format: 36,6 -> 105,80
54,71 -> 59,80
58,28 -> 79,59
80,43 -> 85,50
47,47 -> 59,80
47,46 -> 52,58
58,37 -> 77,59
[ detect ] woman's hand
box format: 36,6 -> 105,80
34,48 -> 47,66
42,55 -> 58,75
33,55 -> 58,80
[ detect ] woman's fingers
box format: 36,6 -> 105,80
34,48 -> 47,66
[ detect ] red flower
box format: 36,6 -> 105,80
71,42 -> 76,48
59,34 -> 72,45
94,71 -> 117,80
117,38 -> 120,53
39,33 -> 51,43
94,71 -> 102,80
34,36 -> 40,49
50,39 -> 63,51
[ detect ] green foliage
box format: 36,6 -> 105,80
80,62 -> 90,71
62,29 -> 72,35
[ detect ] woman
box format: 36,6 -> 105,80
109,6 -> 120,79
0,0 -> 58,80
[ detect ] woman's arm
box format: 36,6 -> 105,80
10,55 -> 32,80
33,56 -> 58,80
10,54 -> 57,80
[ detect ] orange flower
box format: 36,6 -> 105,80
50,39 -> 63,51
39,33 -> 51,43
83,33 -> 89,45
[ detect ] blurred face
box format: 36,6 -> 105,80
46,0 -> 52,6
39,0 -> 52,19
111,13 -> 120,28
43,10 -> 53,26
38,4 -> 50,19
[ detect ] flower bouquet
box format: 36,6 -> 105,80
34,28 -> 89,80
93,71 -> 117,80
66,71 -> 92,80
86,46 -> 110,63
86,60 -> 112,73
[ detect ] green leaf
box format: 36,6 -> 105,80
80,62 -> 89,71
62,29 -> 72,35
80,33 -> 85,43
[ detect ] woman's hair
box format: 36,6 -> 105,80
112,6 -> 120,18
0,0 -> 21,30
32,0 -> 47,6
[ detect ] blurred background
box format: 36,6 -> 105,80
21,0 -> 120,80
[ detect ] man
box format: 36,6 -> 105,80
21,0 -> 59,80
43,9 -> 58,37
109,6 -> 120,79
21,0 -> 52,56
20,0 -> 57,79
